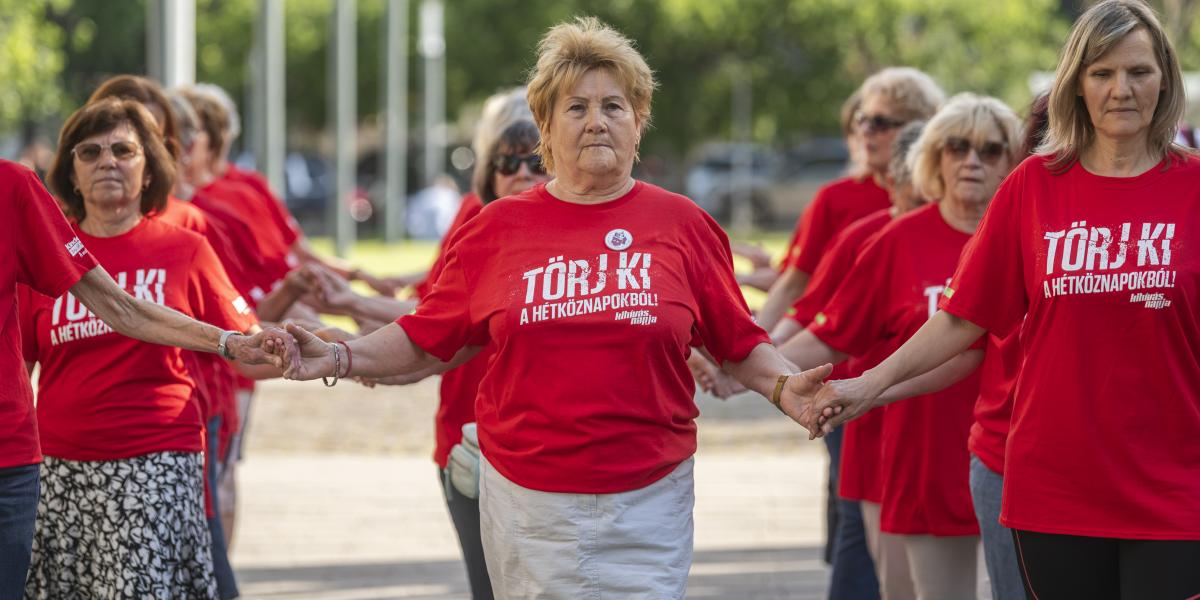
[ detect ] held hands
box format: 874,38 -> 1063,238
264,323 -> 337,380
229,326 -> 298,371
773,366 -> 885,440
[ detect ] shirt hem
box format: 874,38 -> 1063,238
1001,517 -> 1200,541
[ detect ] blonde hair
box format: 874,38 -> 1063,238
470,87 -> 532,196
1039,0 -> 1185,169
859,67 -> 945,123
909,93 -> 1022,201
526,16 -> 656,173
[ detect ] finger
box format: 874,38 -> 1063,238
802,363 -> 834,384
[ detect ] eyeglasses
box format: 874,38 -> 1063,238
854,113 -> 906,134
942,137 -> 1008,164
72,141 -> 143,163
493,153 -> 546,176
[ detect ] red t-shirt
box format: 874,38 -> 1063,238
222,165 -> 303,247
941,154 -> 1200,539
400,181 -> 769,493
789,208 -> 893,503
810,203 -> 980,536
159,195 -> 254,300
192,186 -> 291,300
416,193 -> 483,300
414,192 -> 490,468
784,175 -> 890,274
0,161 -> 98,469
20,218 -> 254,461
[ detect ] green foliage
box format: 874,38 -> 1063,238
0,0 -> 66,130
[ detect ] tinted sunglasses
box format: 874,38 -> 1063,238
943,137 -> 1008,164
72,141 -> 143,163
854,113 -> 906,134
493,153 -> 545,176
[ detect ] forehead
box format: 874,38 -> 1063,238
1089,27 -> 1158,67
860,93 -> 899,117
561,68 -> 628,101
79,122 -> 139,145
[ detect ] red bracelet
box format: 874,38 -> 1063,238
337,341 -> 353,377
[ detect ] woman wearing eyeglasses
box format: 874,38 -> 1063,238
776,93 -> 1022,597
18,98 -> 277,599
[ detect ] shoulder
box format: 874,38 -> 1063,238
0,160 -> 38,200
0,159 -> 33,182
874,203 -> 939,242
143,218 -> 206,250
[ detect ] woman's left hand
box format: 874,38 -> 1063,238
775,364 -> 834,438
230,325 -> 297,370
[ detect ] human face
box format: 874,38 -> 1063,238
492,145 -> 551,199
1078,27 -> 1163,144
71,123 -> 147,213
938,126 -> 1011,207
546,68 -> 640,185
855,94 -> 906,175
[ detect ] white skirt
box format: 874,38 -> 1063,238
479,456 -> 695,600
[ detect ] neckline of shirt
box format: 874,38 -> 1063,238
75,215 -> 151,243
1067,155 -> 1172,189
536,180 -> 644,211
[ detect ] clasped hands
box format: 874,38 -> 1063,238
774,365 -> 885,440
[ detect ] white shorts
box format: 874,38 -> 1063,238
479,455 -> 695,600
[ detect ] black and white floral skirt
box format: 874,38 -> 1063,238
26,452 -> 218,599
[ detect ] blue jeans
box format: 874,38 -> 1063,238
828,498 -> 881,599
823,426 -> 843,564
207,417 -> 239,599
0,464 -> 39,600
969,454 -> 1023,600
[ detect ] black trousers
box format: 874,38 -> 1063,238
440,469 -> 494,600
1012,529 -> 1200,599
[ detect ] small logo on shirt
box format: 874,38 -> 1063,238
232,296 -> 251,315
65,237 -> 86,257
605,229 -> 632,251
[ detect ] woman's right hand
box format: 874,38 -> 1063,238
275,322 -> 336,381
811,375 -> 886,432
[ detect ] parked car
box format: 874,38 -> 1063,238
684,138 -> 849,228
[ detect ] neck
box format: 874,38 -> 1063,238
938,195 -> 987,234
213,158 -> 229,177
79,201 -> 142,237
547,174 -> 635,205
1079,134 -> 1160,177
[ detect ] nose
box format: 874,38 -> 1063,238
1113,71 -> 1134,99
961,147 -> 984,167
515,160 -> 534,179
584,105 -> 607,134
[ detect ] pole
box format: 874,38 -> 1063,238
383,0 -> 409,242
329,0 -> 357,256
419,0 -> 445,187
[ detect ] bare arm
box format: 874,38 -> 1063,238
755,268 -> 810,331
875,349 -> 984,404
720,342 -> 833,427
775,328 -> 848,372
769,318 -> 803,345
371,345 -> 483,385
278,322 -> 440,380
70,267 -> 288,367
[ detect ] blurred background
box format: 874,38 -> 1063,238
4,0 -> 1200,245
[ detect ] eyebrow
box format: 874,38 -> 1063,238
564,95 -> 628,104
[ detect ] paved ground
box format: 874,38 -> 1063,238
229,379 -> 833,599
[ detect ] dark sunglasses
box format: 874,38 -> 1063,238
854,113 -> 906,134
72,141 -> 143,163
942,137 -> 1008,164
492,153 -> 545,176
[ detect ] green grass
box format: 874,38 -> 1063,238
308,230 -> 793,311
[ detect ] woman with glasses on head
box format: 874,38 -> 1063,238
19,98 -> 280,599
777,93 -> 1023,598
804,2 -> 1200,597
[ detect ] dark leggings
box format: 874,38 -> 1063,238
1012,529 -> 1200,600
439,469 -> 494,600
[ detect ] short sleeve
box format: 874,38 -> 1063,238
187,237 -> 258,333
939,169 -> 1028,337
792,224 -> 862,326
12,167 -> 98,297
683,211 -> 770,365
791,190 -> 836,274
807,232 -> 893,356
398,227 -> 488,362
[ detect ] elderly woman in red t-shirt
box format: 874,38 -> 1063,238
276,17 -> 822,598
19,98 -> 278,598
801,1 -> 1200,596
775,92 -> 1022,597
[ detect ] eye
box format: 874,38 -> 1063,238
568,103 -> 585,112
1090,69 -> 1111,78
606,102 -> 623,111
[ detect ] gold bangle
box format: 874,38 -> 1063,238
771,374 -> 789,408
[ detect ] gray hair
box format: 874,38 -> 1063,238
859,67 -> 945,122
890,120 -> 925,185
909,93 -> 1022,201
193,83 -> 241,147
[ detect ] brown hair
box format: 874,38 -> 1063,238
475,120 -> 542,204
1020,92 -> 1051,157
48,98 -> 176,221
526,16 -> 656,173
88,75 -> 181,161
1040,0 -> 1185,169
179,87 -> 231,159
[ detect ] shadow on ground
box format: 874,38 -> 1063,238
237,545 -> 828,599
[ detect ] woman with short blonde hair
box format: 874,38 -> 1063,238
802,1 -> 1200,596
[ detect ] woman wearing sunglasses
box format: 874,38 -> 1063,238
18,98 -> 285,599
775,93 -> 1022,597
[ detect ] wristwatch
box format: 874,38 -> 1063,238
218,330 -> 241,359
